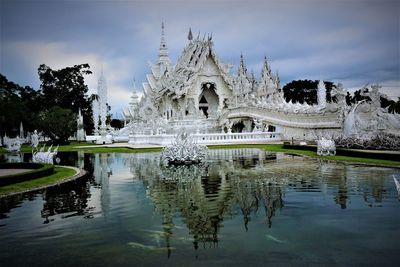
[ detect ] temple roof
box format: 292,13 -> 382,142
156,34 -> 233,99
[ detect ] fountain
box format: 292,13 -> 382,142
161,131 -> 208,165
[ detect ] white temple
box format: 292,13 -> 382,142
89,24 -> 400,144
93,69 -> 112,144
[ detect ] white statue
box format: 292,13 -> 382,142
317,138 -> 336,156
32,145 -> 59,164
76,108 -> 85,141
31,130 -> 39,148
161,131 -> 208,165
317,80 -> 326,109
5,138 -> 22,153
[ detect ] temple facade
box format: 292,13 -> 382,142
116,24 -> 399,142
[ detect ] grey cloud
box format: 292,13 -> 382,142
1,0 -> 399,114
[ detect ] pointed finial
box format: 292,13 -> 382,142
240,53 -> 245,66
158,21 -> 170,65
188,27 -> 193,41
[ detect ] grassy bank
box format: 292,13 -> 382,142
0,166 -> 77,197
73,147 -> 162,153
0,143 -> 162,154
208,144 -> 400,167
2,143 -> 399,167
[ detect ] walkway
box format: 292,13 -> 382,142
0,169 -> 34,177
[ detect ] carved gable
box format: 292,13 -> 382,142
199,56 -> 221,77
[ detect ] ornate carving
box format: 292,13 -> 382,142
317,138 -> 336,156
161,131 -> 208,165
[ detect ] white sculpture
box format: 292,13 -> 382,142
32,145 -> 59,164
31,130 -> 39,148
5,138 -> 22,153
76,108 -> 85,141
317,80 -> 326,109
161,131 -> 208,165
343,84 -> 400,138
19,122 -> 25,139
317,138 -> 336,156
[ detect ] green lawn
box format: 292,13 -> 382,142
209,144 -> 400,167
0,166 -> 77,196
72,147 -> 162,153
1,142 -> 399,168
0,143 -> 161,154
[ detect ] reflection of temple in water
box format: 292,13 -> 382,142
93,153 -> 113,219
0,149 -> 393,251
128,149 -> 286,249
124,148 -> 393,251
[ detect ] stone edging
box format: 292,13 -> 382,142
0,166 -> 87,199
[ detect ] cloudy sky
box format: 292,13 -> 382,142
1,0 -> 399,115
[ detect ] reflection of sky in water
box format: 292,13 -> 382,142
0,149 -> 399,266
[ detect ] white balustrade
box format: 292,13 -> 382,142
122,132 -> 281,145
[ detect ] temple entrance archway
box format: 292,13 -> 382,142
199,83 -> 219,118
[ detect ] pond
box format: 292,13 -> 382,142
0,149 -> 399,266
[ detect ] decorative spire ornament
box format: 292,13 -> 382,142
158,21 -> 170,65
188,27 -> 193,41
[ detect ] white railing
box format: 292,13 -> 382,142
87,132 -> 281,146
193,132 -> 280,144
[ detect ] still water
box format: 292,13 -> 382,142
1,149 -> 399,266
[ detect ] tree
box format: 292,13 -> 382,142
388,97 -> 400,114
36,106 -> 76,144
38,64 -> 94,133
0,74 -> 42,137
282,79 -> 335,105
110,119 -> 124,129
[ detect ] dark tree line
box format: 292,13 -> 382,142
282,79 -> 335,105
1,63 -> 97,144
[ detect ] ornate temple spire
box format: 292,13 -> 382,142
250,70 -> 257,92
275,70 -> 280,88
188,27 -> 193,41
262,56 -> 272,75
258,56 -> 276,97
129,78 -> 140,108
158,21 -> 171,66
97,70 -> 108,129
238,53 -> 247,76
234,53 -> 252,95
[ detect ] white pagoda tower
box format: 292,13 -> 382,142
96,70 -> 112,144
